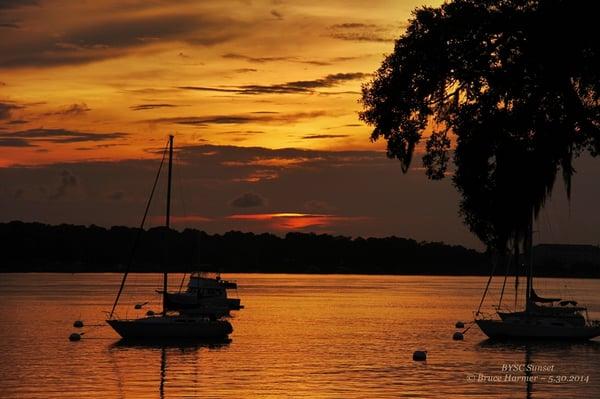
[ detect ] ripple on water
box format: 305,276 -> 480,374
0,273 -> 599,399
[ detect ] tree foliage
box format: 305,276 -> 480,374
0,221 -> 484,275
360,0 -> 600,251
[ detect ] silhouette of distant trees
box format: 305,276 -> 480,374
360,0 -> 600,256
1,221 -> 597,276
1,221 -> 487,274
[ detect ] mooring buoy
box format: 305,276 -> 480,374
413,350 -> 427,361
69,333 -> 82,342
455,321 -> 464,328
453,332 -> 464,340
73,320 -> 84,328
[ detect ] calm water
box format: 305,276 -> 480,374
1,273 -> 599,398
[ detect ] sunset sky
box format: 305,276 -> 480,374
1,0 -> 599,249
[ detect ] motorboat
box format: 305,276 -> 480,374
164,272 -> 243,315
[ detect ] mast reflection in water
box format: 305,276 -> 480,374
1,273 -> 599,398
110,339 -> 231,399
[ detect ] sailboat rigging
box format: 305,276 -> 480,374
106,135 -> 233,340
475,213 -> 600,340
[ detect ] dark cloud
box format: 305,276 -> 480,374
78,14 -> 224,48
7,119 -> 28,124
0,128 -> 127,144
330,23 -> 374,29
221,130 -> 264,136
234,68 -> 258,73
0,0 -> 38,9
270,9 -> 283,20
330,55 -> 371,62
0,13 -> 244,68
325,123 -> 363,129
0,138 -> 35,147
47,103 -> 91,116
49,170 -> 77,200
230,192 -> 266,208
122,88 -> 181,96
222,52 -> 330,66
175,86 -> 241,94
0,21 -> 19,28
130,103 -> 180,111
317,90 -> 361,96
147,111 -> 327,126
0,142 -> 512,247
0,102 -> 22,119
328,23 -> 396,42
302,134 -> 350,139
175,144 -> 386,173
95,143 -> 127,149
330,32 -> 393,42
299,60 -> 331,66
177,72 -> 368,95
222,53 -> 292,63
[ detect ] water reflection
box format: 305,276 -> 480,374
109,339 -> 231,399
477,338 -> 600,351
477,339 -> 600,398
111,338 -> 232,350
2,274 -> 599,399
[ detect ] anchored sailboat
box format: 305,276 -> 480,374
106,135 -> 233,340
475,214 -> 600,340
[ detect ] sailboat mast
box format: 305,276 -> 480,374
163,134 -> 174,316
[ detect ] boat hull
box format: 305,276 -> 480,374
107,316 -> 233,340
476,319 -> 600,340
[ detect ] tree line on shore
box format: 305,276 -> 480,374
0,221 -> 597,277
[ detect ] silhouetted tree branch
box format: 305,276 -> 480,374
360,0 -> 600,252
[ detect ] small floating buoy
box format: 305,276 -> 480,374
455,321 -> 464,328
73,320 -> 84,328
413,350 -> 427,361
146,310 -> 155,316
453,332 -> 464,340
69,333 -> 82,342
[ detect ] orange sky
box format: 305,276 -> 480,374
0,0 -> 442,166
1,0 -> 596,249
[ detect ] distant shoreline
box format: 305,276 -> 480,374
2,221 -> 599,278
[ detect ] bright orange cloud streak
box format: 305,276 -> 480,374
227,213 -> 369,230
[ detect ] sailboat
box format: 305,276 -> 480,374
475,214 -> 600,340
164,271 -> 243,316
106,135 -> 233,340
